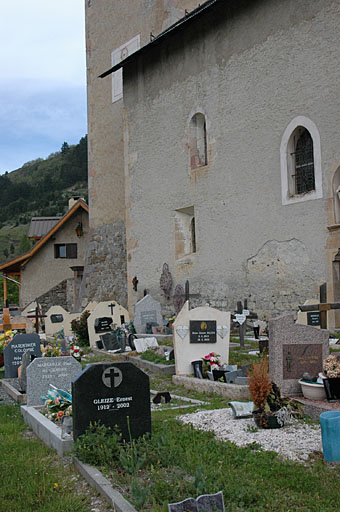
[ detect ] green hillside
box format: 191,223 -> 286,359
0,136 -> 88,263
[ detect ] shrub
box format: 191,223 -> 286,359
248,358 -> 271,411
71,310 -> 90,346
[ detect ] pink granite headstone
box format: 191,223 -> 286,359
269,314 -> 329,395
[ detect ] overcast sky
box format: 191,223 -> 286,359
0,0 -> 87,174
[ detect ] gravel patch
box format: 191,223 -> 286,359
178,408 -> 322,462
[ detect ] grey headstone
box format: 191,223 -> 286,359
234,376 -> 249,385
18,350 -> 33,393
26,356 -> 82,406
225,369 -> 243,383
168,491 -> 225,511
4,333 -> 41,379
228,401 -> 254,418
133,295 -> 163,334
269,314 -> 329,395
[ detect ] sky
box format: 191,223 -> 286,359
0,1 -> 87,174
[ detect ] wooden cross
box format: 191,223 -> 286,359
173,280 -> 200,309
298,283 -> 340,329
0,307 -> 26,332
26,306 -> 47,334
232,299 -> 258,348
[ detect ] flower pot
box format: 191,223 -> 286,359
253,411 -> 283,429
323,378 -> 340,402
320,411 -> 340,462
191,360 -> 203,379
299,379 -> 326,401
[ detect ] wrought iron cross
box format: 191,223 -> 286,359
173,280 -> 200,311
26,306 -> 47,334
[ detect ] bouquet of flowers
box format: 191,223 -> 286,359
323,355 -> 340,378
41,385 -> 72,423
69,345 -> 84,360
41,343 -> 64,357
202,352 -> 222,370
0,330 -> 17,356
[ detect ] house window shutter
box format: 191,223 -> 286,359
66,244 -> 77,259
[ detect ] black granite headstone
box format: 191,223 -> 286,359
4,333 -> 41,378
72,362 -> 151,442
51,314 -> 63,323
100,332 -> 120,351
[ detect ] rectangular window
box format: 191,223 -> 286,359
54,244 -> 77,259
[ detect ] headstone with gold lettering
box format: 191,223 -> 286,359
269,314 -> 329,395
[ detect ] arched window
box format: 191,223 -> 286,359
189,113 -> 207,169
280,116 -> 322,205
292,128 -> 315,195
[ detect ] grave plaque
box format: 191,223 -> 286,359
141,311 -> 157,324
4,333 -> 41,378
190,321 -> 216,343
51,314 -> 63,323
283,344 -> 322,379
94,317 -> 112,333
72,362 -> 151,442
307,312 -> 321,327
26,356 -> 82,406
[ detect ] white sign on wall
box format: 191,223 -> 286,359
111,34 -> 140,103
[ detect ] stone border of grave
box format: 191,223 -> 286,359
173,376 -> 251,400
0,379 -> 26,403
122,354 -> 175,375
20,405 -> 137,512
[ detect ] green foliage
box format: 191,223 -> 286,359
0,405 -> 95,511
74,422 -> 121,467
0,276 -> 19,306
71,310 -> 90,346
140,349 -> 174,365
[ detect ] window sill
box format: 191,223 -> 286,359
175,253 -> 197,265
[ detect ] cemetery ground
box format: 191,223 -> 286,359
2,342 -> 340,511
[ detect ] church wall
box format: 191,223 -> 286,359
83,0 -> 199,307
123,0 -> 340,319
20,211 -> 88,309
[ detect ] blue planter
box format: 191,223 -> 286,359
320,411 -> 340,462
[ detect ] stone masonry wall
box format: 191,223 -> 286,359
36,279 -> 72,315
78,222 -> 127,309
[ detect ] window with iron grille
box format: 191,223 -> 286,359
292,129 -> 315,194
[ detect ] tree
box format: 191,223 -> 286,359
61,141 -> 70,154
3,248 -> 9,259
10,243 -> 15,254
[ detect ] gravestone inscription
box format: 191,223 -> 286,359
4,333 -> 41,378
190,321 -> 216,343
26,356 -> 82,406
72,362 -> 151,442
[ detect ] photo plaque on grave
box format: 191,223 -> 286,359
190,320 -> 217,343
307,312 -> 321,327
51,314 -> 63,323
282,343 -> 323,380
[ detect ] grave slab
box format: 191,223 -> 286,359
72,362 -> 151,442
4,333 -> 41,378
26,356 -> 82,406
269,314 -> 329,395
173,301 -> 230,376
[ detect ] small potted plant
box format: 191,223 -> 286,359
248,358 -> 299,428
323,355 -> 340,401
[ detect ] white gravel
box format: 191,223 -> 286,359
178,408 -> 322,462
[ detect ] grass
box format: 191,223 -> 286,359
0,405 -> 97,512
140,349 -> 174,365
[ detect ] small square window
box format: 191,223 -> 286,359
54,244 -> 77,259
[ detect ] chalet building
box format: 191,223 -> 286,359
0,198 -> 88,312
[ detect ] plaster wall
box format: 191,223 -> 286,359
83,0 -> 199,306
123,0 -> 340,319
20,211 -> 88,308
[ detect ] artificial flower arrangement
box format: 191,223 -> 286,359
69,345 -> 84,360
0,330 -> 17,356
168,315 -> 175,326
41,385 -> 72,424
323,355 -> 340,378
202,352 -> 222,370
40,343 -> 64,357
